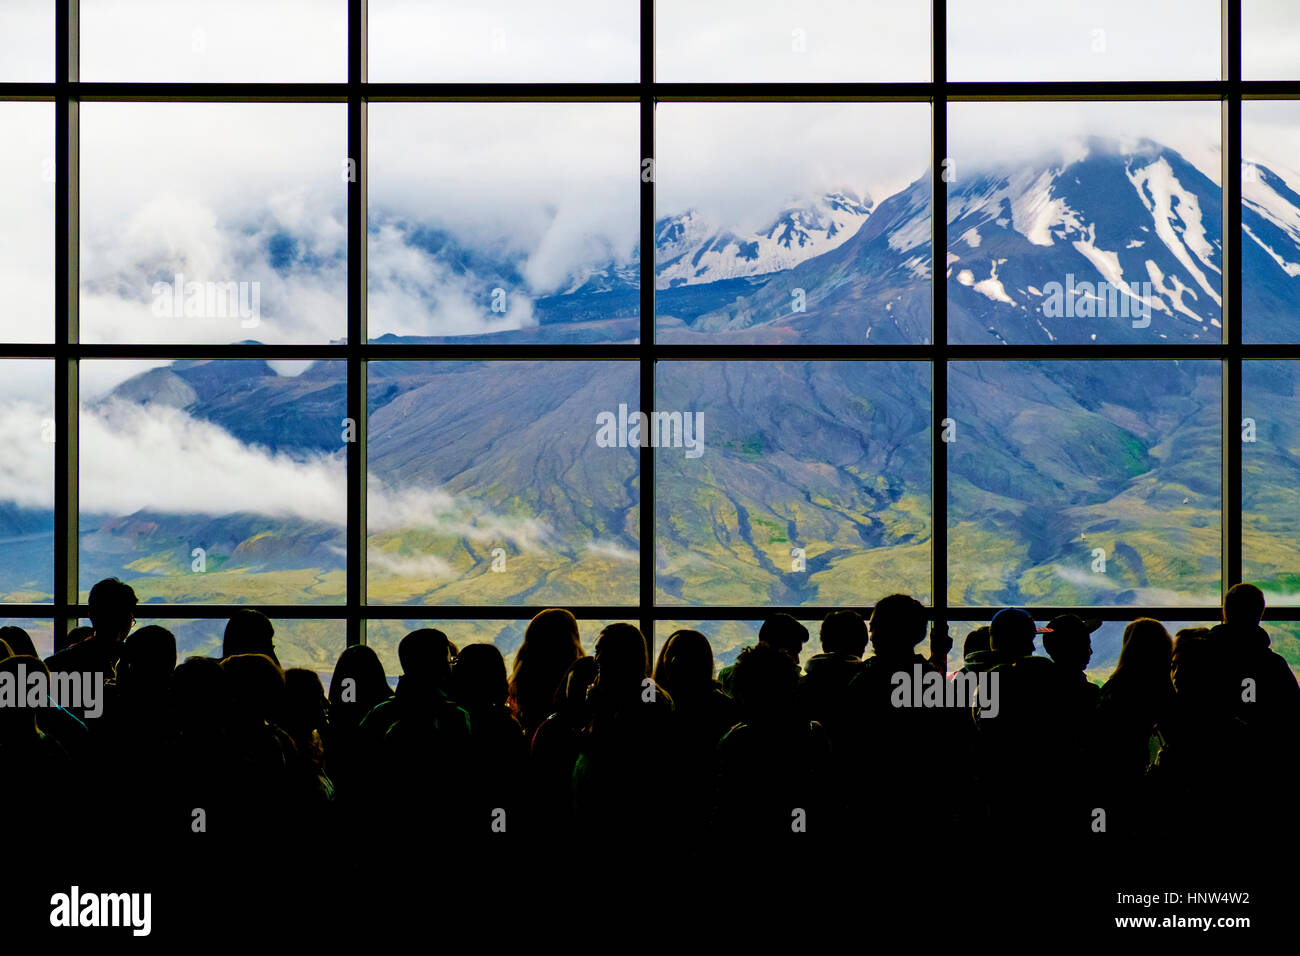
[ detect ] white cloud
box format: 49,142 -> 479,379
656,102 -> 931,233
948,0 -> 1221,81
656,0 -> 929,82
369,0 -> 639,82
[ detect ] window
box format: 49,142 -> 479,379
3,2 -> 1296,682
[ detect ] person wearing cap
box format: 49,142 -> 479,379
1043,613 -> 1102,711
976,608 -> 1080,835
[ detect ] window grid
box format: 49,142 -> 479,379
0,1 -> 1297,659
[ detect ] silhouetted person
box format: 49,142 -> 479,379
572,623 -> 675,835
958,625 -> 1000,673
508,608 -> 585,739
283,668 -> 336,819
325,644 -> 392,798
101,625 -> 179,838
796,610 -> 867,740
0,628 -> 89,762
1209,583 -> 1300,751
223,609 -> 279,666
360,629 -> 471,832
1094,617 -> 1173,836
45,577 -> 137,721
975,608 -> 1080,836
220,653 -> 298,836
1150,630 -> 1260,844
844,594 -> 957,831
170,657 -> 237,837
719,614 -> 810,696
1043,614 -> 1102,711
452,643 -> 526,832
0,656 -> 78,838
714,642 -> 831,837
653,629 -> 739,833
528,656 -> 598,832
0,625 -> 37,658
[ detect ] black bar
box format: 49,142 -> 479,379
346,0 -> 368,648
639,0 -> 656,656
1225,0 -> 1243,592
53,0 -> 78,646
931,0 -> 950,627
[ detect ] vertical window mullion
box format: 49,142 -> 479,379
54,0 -> 79,648
931,0 -> 948,626
640,0 -> 656,656
348,0 -> 368,648
1224,0 -> 1243,594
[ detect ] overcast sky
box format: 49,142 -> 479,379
2,1 -> 1298,81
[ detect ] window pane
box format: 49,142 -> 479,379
1243,102 -> 1300,344
656,102 -> 932,344
79,103 -> 347,345
948,0 -> 1220,81
1243,361 -> 1300,605
948,101 -> 1222,345
367,618 -> 625,688
367,361 -> 640,605
0,619 -> 56,660
656,361 -> 932,607
368,103 -> 638,344
948,361 -> 1221,607
79,360 -> 347,605
657,1 -> 929,82
0,102 -> 54,342
1245,0 -> 1300,80
80,0 -> 346,82
0,360 -> 54,604
369,1 -> 639,82
0,0 -> 54,81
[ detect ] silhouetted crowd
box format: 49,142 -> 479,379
2,578 -> 1297,849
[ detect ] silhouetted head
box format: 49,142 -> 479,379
0,638 -> 11,660
654,629 -> 715,700
398,628 -> 455,688
869,594 -> 928,657
731,642 -> 799,723
0,626 -> 36,659
1043,614 -> 1100,673
962,625 -> 992,658
508,608 -> 584,729
990,607 -> 1038,659
1171,631 -> 1231,712
284,668 -> 328,738
220,653 -> 286,727
120,625 -> 177,684
172,656 -> 229,731
223,609 -> 277,665
593,623 -> 650,690
63,626 -> 93,654
329,644 -> 391,710
1223,583 -> 1266,627
758,614 -> 809,659
453,643 -> 509,710
552,656 -> 598,721
819,610 -> 868,658
88,577 -> 137,643
1113,618 -> 1173,688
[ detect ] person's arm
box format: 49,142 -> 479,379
927,620 -> 953,673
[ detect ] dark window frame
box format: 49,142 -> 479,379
1,1 -> 1298,663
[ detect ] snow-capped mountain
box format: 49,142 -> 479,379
654,190 -> 874,290
657,137 -> 1300,345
